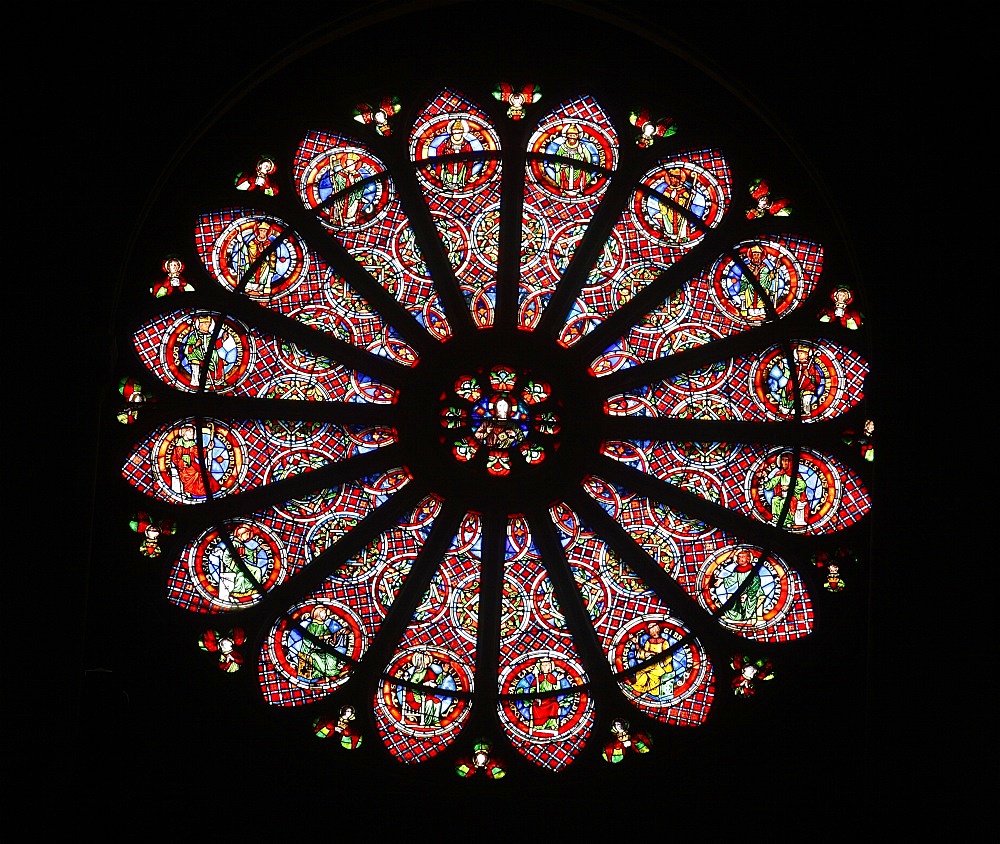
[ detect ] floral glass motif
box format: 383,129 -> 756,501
119,82 -> 872,777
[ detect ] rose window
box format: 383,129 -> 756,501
114,68 -> 873,780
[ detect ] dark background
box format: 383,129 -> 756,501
11,0 -> 953,829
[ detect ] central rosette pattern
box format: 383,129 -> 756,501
439,365 -> 561,475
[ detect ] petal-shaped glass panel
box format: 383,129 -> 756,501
133,309 -> 398,402
166,469 -> 411,612
559,149 -> 732,346
410,88 -> 503,327
605,339 -> 869,422
122,417 -> 395,503
374,511 -> 482,763
602,440 -> 872,534
582,475 -> 814,642
194,208 -> 418,366
591,235 -> 824,376
497,516 -> 593,771
518,95 -> 618,328
294,130 -> 452,340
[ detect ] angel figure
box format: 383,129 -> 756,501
629,108 -> 676,147
235,156 -> 279,196
455,739 -> 506,779
129,511 -> 176,557
818,284 -> 863,329
117,376 -> 156,424
811,546 -> 856,592
731,653 -> 774,696
746,177 -> 791,219
150,255 -> 195,297
601,718 -> 652,763
353,95 -> 401,136
823,563 -> 846,593
198,628 -> 246,673
842,418 -> 875,462
493,82 -> 541,120
313,705 -> 363,749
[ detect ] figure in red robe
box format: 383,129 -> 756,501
778,345 -> 824,416
530,655 -> 562,734
169,424 -> 221,499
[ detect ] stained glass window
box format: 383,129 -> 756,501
93,4 -> 879,797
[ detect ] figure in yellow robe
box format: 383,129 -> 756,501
631,622 -> 673,698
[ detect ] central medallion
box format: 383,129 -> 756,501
397,329 -> 597,511
440,364 -> 561,476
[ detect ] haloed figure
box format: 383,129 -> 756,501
552,123 -> 594,194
